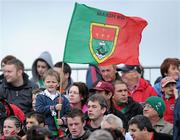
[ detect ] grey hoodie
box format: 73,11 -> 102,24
31,51 -> 53,84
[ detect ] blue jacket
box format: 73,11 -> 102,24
173,96 -> 180,140
154,76 -> 180,97
35,90 -> 70,132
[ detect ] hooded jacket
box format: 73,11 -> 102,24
31,51 -> 53,89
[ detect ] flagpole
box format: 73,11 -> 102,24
58,62 -> 64,119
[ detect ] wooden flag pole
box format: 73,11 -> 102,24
58,62 -> 64,119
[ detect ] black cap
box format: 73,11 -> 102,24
117,64 -> 141,74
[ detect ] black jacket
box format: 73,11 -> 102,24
0,73 -> 38,114
111,97 -> 143,130
154,130 -> 173,140
66,129 -> 91,140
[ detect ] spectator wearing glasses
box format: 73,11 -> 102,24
143,96 -> 173,135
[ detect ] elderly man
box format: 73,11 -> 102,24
99,64 -> 121,83
118,64 -> 157,103
143,96 -> 173,135
101,114 -> 132,140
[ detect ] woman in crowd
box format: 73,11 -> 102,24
69,82 -> 89,113
3,116 -> 24,138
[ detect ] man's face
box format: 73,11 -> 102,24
95,90 -> 112,102
129,124 -> 146,140
113,83 -> 128,104
99,65 -> 116,82
121,71 -> 140,88
3,64 -> 21,83
26,117 -> 40,130
143,104 -> 158,119
36,60 -> 49,78
67,116 -> 85,138
88,100 -> 105,120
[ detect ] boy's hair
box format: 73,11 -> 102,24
67,108 -> 85,123
43,69 -> 60,83
54,61 -> 71,76
113,80 -> 128,88
128,115 -> 153,132
26,125 -> 52,140
105,128 -> 125,140
88,94 -> 108,109
26,112 -> 45,125
32,88 -> 42,96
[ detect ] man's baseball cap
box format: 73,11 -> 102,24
89,81 -> 114,94
117,64 -> 141,74
161,76 -> 176,88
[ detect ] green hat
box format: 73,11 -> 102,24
145,96 -> 166,118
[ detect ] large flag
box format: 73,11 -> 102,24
63,3 -> 148,66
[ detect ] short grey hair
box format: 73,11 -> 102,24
88,129 -> 113,140
101,114 -> 123,129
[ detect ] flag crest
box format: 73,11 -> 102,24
90,23 -> 119,63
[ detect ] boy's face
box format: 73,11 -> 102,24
44,75 -> 59,93
26,117 -> 40,130
67,116 -> 85,138
162,82 -> 176,96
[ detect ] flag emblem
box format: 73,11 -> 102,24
90,23 -> 119,63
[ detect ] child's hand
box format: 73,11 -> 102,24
57,119 -> 63,125
173,88 -> 178,99
55,104 -> 62,111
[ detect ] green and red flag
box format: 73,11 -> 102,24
63,3 -> 148,66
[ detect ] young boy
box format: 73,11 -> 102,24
35,69 -> 70,137
161,76 -> 178,124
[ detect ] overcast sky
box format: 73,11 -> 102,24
0,0 -> 180,82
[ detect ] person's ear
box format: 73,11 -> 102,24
16,127 -> 21,134
40,123 -> 45,127
82,120 -> 86,128
101,107 -> 107,114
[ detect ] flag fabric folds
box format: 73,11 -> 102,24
63,3 -> 148,66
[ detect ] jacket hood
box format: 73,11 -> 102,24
31,51 -> 53,82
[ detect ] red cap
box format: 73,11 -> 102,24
161,76 -> 176,88
90,81 -> 114,94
